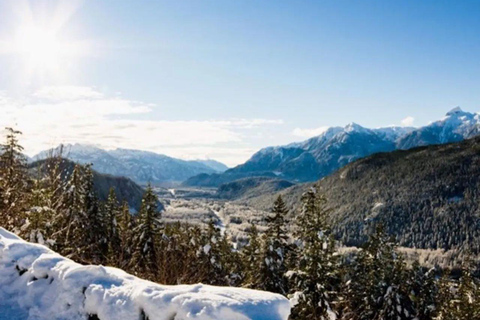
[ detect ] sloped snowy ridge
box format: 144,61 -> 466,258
0,228 -> 290,320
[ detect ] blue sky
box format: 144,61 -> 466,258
0,0 -> 479,165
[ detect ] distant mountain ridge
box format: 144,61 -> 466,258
243,135 -> 480,253
33,144 -> 228,185
397,107 -> 480,149
184,107 -> 480,187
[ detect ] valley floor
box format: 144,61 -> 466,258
160,195 -> 270,243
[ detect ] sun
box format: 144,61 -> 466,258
2,1 -> 90,86
10,23 -> 89,83
14,26 -> 64,71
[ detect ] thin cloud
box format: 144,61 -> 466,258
0,86 -> 283,166
34,86 -> 104,101
292,126 -> 330,138
401,116 -> 415,127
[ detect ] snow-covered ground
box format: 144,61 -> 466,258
211,209 -> 227,236
161,198 -> 269,243
0,228 -> 290,320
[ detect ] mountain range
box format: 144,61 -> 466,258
184,107 -> 480,187
33,144 -> 228,185
240,135 -> 480,253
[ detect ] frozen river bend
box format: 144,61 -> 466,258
0,228 -> 290,320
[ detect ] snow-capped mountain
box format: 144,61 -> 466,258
222,123 -> 410,183
184,108 -> 480,187
397,107 -> 480,149
33,144 -> 228,185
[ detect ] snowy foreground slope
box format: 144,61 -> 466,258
0,228 -> 290,320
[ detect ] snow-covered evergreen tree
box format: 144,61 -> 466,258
218,226 -> 242,286
409,262 -> 438,320
193,220 -> 230,285
157,222 -> 194,284
130,184 -> 162,278
118,201 -> 134,268
39,155 -> 70,250
256,195 -> 290,294
242,223 -> 261,287
434,273 -> 455,320
22,178 -> 54,245
451,262 -> 480,319
83,164 -> 107,263
343,224 -> 414,320
56,164 -> 87,258
51,163 -> 104,263
289,188 -> 339,320
103,188 -> 121,264
184,225 -> 206,282
0,128 -> 30,232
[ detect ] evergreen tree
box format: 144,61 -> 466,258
40,155 -> 69,246
289,188 -> 339,320
256,195 -> 290,294
218,226 -> 242,286
118,201 -> 134,269
22,177 -> 54,245
434,272 -> 455,320
82,164 -> 107,263
56,164 -> 87,258
42,154 -> 67,229
242,223 -> 261,287
451,262 -> 480,320
343,224 -> 414,320
51,163 -> 103,263
130,184 -> 162,278
409,262 -> 438,320
0,127 -> 30,231
42,155 -> 72,251
104,188 -> 121,264
157,222 -> 193,285
193,220 -> 230,285
184,224 -> 206,283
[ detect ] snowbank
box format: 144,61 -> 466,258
0,228 -> 290,320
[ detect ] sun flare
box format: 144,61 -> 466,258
2,1 -> 90,85
14,26 -> 64,70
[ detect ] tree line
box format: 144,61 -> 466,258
1,128 -> 480,320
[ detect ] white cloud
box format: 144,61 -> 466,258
155,146 -> 257,168
0,86 -> 283,166
292,126 -> 330,138
400,116 -> 415,127
34,86 -> 104,101
224,118 -> 284,129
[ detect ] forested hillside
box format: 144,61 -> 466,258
29,158 -> 147,211
245,136 -> 480,253
216,177 -> 294,200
